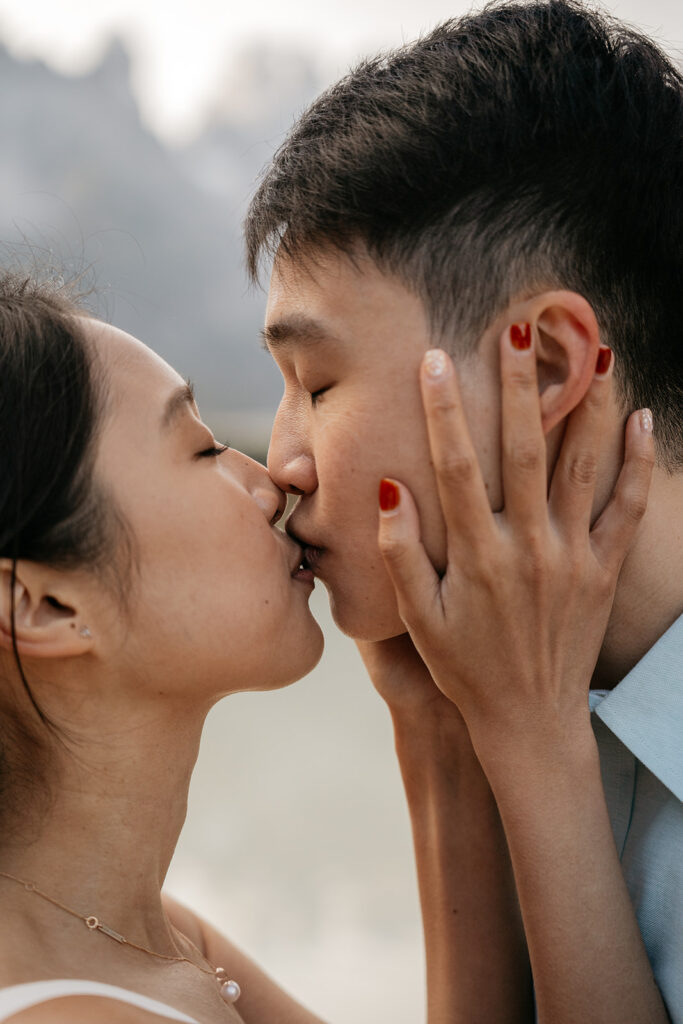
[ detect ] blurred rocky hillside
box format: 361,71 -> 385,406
0,38 -> 324,455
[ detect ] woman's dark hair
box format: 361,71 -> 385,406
0,270 -> 121,830
245,0 -> 683,469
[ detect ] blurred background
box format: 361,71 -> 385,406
0,1 -> 681,1019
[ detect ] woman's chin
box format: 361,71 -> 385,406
278,622 -> 325,688
240,621 -> 325,695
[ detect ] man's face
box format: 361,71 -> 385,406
265,250 -> 502,641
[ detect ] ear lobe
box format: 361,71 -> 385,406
532,292 -> 601,434
0,559 -> 93,659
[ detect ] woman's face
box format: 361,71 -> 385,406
86,319 -> 323,699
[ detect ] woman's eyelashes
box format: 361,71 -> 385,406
196,441 -> 230,459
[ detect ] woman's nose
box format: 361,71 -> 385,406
251,476 -> 287,524
236,453 -> 287,523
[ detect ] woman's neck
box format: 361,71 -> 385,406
0,693 -> 206,956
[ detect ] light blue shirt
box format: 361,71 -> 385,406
590,613 -> 683,1023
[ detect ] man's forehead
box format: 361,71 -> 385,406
264,247 -> 433,361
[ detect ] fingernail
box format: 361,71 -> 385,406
379,478 -> 400,512
510,323 -> 532,350
640,408 -> 653,433
595,346 -> 612,375
424,349 -> 448,378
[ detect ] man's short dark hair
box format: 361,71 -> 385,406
245,0 -> 683,468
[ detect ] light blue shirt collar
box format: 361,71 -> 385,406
590,614 -> 683,803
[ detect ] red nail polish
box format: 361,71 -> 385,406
510,323 -> 532,350
379,479 -> 400,511
595,346 -> 612,374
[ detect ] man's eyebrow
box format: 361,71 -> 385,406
259,314 -> 336,350
161,380 -> 197,430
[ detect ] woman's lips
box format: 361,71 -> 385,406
292,564 -> 315,584
285,525 -> 324,580
289,545 -> 322,585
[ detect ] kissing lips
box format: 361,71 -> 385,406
292,560 -> 316,584
299,545 -> 323,577
286,524 -> 325,579
288,543 -> 317,585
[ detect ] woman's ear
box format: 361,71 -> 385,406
512,290 -> 601,434
0,559 -> 94,659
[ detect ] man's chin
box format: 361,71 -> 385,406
326,586 -> 406,643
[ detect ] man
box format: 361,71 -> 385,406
245,1 -> 682,1021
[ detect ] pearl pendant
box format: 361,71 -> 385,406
220,980 -> 241,1004
215,968 -> 241,1004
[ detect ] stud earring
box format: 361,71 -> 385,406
79,626 -> 92,640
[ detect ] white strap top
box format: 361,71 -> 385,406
0,980 -> 199,1022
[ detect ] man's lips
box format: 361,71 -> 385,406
286,525 -> 325,576
284,535 -> 318,584
299,545 -> 323,575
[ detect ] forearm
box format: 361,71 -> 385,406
393,711 -> 533,1024
478,717 -> 669,1024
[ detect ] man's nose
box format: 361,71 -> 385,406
268,421 -> 317,496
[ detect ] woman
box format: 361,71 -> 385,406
0,274 -> 325,1023
0,271 -> 654,1023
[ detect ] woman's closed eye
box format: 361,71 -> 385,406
196,441 -> 230,459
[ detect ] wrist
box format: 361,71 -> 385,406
472,709 -> 600,797
391,700 -> 472,761
391,706 -> 493,809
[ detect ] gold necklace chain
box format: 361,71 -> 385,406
0,870 -> 242,1005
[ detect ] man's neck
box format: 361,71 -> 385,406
593,465 -> 683,689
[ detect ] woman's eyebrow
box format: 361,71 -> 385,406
161,380 -> 197,430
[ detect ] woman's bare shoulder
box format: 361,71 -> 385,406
5,996 -> 184,1023
162,893 -> 328,1024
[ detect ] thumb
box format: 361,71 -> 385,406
378,478 -> 440,629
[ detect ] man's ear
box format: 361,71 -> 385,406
510,290 -> 601,434
0,559 -> 93,659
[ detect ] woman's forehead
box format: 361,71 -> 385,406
81,318 -> 182,397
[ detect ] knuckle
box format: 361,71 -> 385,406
377,532 -> 406,562
620,490 -> 649,524
507,368 -> 536,392
565,452 -> 598,487
634,447 -> 656,472
437,450 -> 477,485
505,438 -> 543,474
429,392 -> 459,418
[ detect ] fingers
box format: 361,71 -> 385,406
419,349 -> 494,554
500,323 -> 548,529
377,478 -> 442,627
548,346 -> 613,535
590,408 -> 655,574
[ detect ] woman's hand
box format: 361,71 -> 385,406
376,328 -> 655,757
374,331 -> 664,1024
